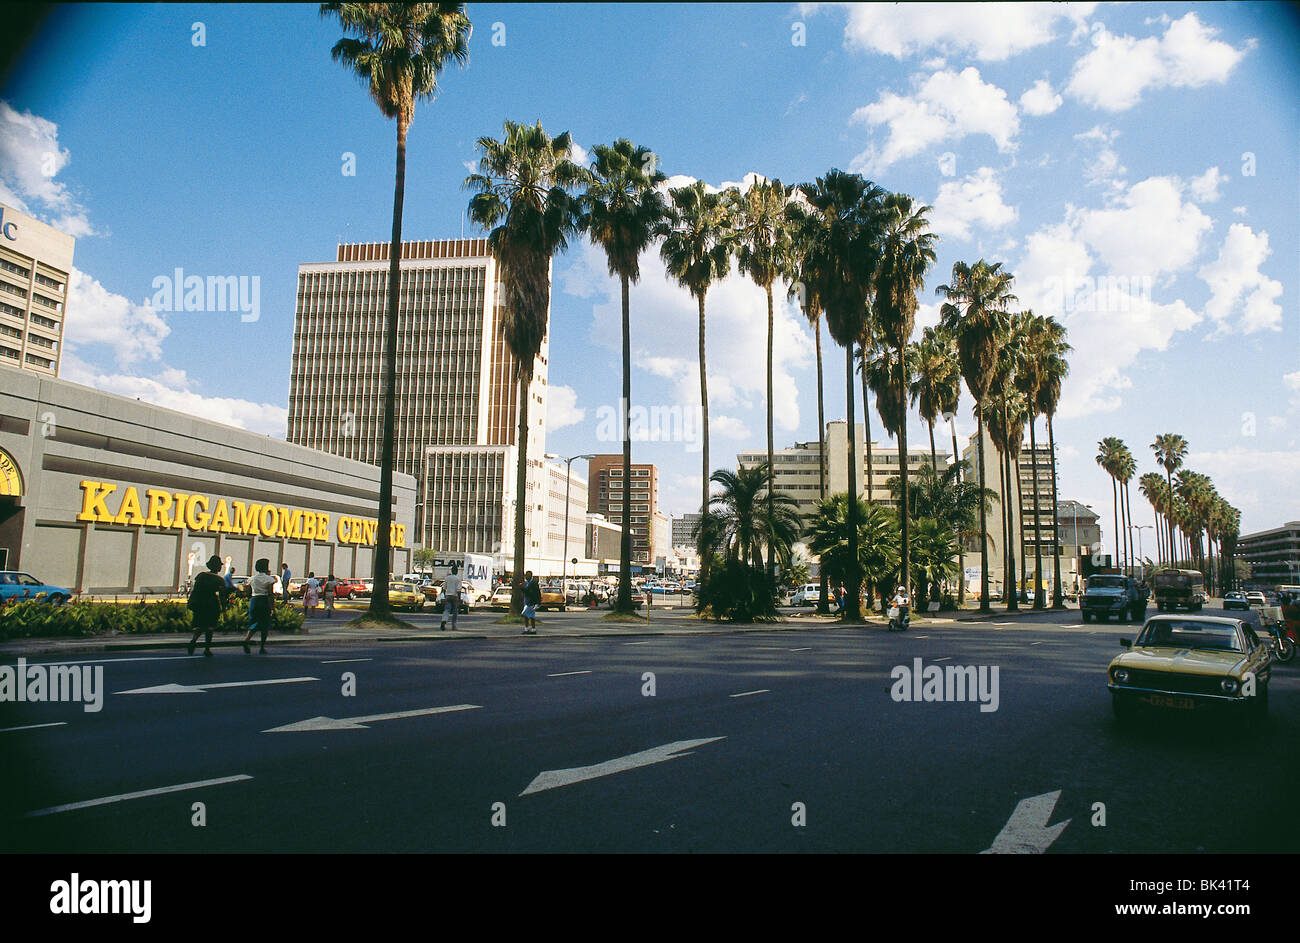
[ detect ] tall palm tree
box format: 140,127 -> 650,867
1115,444 -> 1137,576
580,139 -> 667,613
1014,313 -> 1047,607
799,170 -> 889,620
734,177 -> 794,580
987,385 -> 1027,609
658,180 -> 735,585
926,324 -> 966,603
322,1 -> 470,618
1031,316 -> 1070,606
465,119 -> 588,614
1096,437 -> 1125,570
698,464 -> 801,570
1151,433 -> 1189,573
1138,471 -> 1168,566
937,260 -> 1017,611
805,494 -> 899,612
912,327 -> 960,469
872,193 -> 938,597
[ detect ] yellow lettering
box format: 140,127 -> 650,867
363,520 -> 377,545
185,495 -> 210,531
233,502 -> 259,534
144,490 -> 174,528
302,512 -> 316,541
77,481 -> 117,523
113,487 -> 147,526
337,517 -> 350,543
392,523 -> 406,548
278,508 -> 303,539
259,506 -> 278,537
317,514 -> 329,541
209,499 -> 232,533
173,494 -> 190,526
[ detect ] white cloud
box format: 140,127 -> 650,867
1188,166 -> 1226,202
1073,125 -> 1126,191
807,2 -> 1096,62
547,384 -> 585,431
65,268 -> 170,366
928,166 -> 1018,242
1069,175 -> 1212,278
1198,223 -> 1284,335
0,100 -> 97,238
1019,79 -> 1063,116
712,415 -> 752,440
1185,447 -> 1300,535
1284,371 -> 1300,412
1232,206 -> 1247,216
61,354 -> 288,438
849,67 -> 1020,175
1066,12 -> 1247,112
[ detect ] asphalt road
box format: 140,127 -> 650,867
3,607 -> 1297,853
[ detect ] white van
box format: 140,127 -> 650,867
792,583 -> 824,606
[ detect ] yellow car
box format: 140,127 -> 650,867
1107,614 -> 1272,721
387,581 -> 424,612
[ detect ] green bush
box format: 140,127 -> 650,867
696,560 -> 778,623
0,597 -> 304,641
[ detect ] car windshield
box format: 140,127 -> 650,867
1088,577 -> 1125,589
390,582 -> 412,592
1137,620 -> 1243,653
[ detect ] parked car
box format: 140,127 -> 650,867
538,582 -> 566,611
286,577 -> 308,598
489,586 -> 514,610
792,583 -> 823,607
1107,613 -> 1271,721
0,571 -> 72,605
432,581 -> 477,614
1222,591 -> 1249,611
1246,591 -> 1267,607
387,581 -> 424,612
336,578 -> 368,598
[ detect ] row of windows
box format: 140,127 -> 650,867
0,279 -> 27,299
0,259 -> 29,279
31,312 -> 59,330
34,272 -> 63,291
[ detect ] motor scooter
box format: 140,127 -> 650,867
888,602 -> 910,632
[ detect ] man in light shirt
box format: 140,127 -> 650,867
441,564 -> 463,631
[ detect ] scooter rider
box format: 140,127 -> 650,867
889,584 -> 911,631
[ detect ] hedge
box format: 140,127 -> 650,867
0,598 -> 305,641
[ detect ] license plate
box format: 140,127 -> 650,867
1140,693 -> 1195,710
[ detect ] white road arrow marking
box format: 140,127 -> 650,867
1,722 -> 67,733
115,677 -> 319,695
25,774 -> 252,817
729,690 -> 770,698
547,670 -> 592,677
262,703 -> 481,732
520,737 -> 726,796
980,790 -> 1071,854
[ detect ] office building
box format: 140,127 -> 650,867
586,455 -> 659,566
287,238 -> 550,562
0,203 -> 74,377
672,512 -> 702,548
1238,521 -> 1300,587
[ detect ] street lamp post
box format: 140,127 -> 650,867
546,452 -> 595,609
1129,524 -> 1152,580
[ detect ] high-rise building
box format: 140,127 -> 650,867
0,203 -> 74,377
586,455 -> 659,566
672,512 -> 702,548
287,239 -> 549,560
1238,521 -> 1300,587
543,460 -> 588,565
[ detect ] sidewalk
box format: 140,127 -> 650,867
0,601 -> 1077,659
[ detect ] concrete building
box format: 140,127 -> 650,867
737,439 -> 825,519
0,366 -> 416,590
652,510 -> 672,570
1056,500 -> 1102,594
586,455 -> 659,566
287,238 -> 549,563
0,203 -> 74,378
1238,521 -> 1300,587
585,513 -> 623,573
672,512 -> 702,549
543,460 -> 589,567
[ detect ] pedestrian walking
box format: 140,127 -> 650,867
243,557 -> 277,654
187,554 -> 228,657
280,563 -> 292,607
303,572 -> 319,619
440,563 -> 463,631
521,570 -> 541,634
323,574 -> 337,618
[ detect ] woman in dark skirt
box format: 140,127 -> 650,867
187,554 -> 228,656
243,557 -> 277,654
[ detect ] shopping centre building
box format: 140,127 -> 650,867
0,367 -> 416,594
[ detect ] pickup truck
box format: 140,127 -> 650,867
1081,573 -> 1149,623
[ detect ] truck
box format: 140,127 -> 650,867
1152,568 -> 1206,612
1080,571 -> 1149,623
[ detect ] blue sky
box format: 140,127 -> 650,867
2,2 -> 1297,540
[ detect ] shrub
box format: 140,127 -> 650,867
695,560 -> 778,623
0,597 -> 304,641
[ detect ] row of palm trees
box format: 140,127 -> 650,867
324,2 -> 1073,619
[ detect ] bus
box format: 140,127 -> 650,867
1153,568 -> 1206,612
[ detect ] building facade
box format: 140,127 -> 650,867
1238,521 -> 1300,587
286,238 -> 549,562
0,367 -> 415,591
0,203 -> 73,378
585,455 -> 659,565
672,512 -> 702,549
543,460 -> 589,566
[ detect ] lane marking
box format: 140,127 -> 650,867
1,721 -> 67,733
520,737 -> 726,796
14,655 -> 199,666
547,670 -> 593,677
1030,641 -> 1044,646
913,635 -> 929,639
623,641 -> 651,645
933,657 -> 951,663
321,658 -> 372,664
263,703 -> 481,733
729,689 -> 770,698
25,774 -> 253,818
980,790 -> 1071,854
116,676 -> 319,695
790,648 -> 812,652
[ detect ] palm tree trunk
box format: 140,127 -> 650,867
896,343 -> 910,596
616,274 -> 633,612
698,292 -> 710,590
370,113 -> 409,619
766,285 -> 776,582
1015,454 -> 1027,605
1029,417 -> 1044,608
953,422 -> 966,606
815,318 -> 830,614
1002,442 -> 1018,611
1111,476 -> 1120,570
928,421 -> 937,470
844,345 -> 862,620
511,367 -> 532,614
860,345 -> 874,502
1165,469 -> 1175,567
976,405 -> 990,612
1047,413 -> 1065,607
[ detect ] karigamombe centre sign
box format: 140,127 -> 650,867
76,480 -> 406,548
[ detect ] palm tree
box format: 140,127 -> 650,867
912,327 -> 960,469
805,494 -> 899,613
1014,313 -> 1048,607
322,1 -> 470,618
580,139 -> 667,613
887,461 -> 995,602
734,177 -> 794,580
987,385 -> 1028,608
872,194 -> 938,598
1030,316 -> 1070,606
1138,471 -> 1169,566
1096,437 -> 1125,570
658,180 -> 734,586
1115,444 -> 1137,577
1151,433 -> 1189,573
937,260 -> 1017,611
926,324 -> 966,603
910,517 -> 960,608
798,170 -> 889,620
698,463 -> 801,570
465,119 -> 588,614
